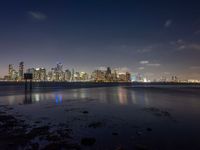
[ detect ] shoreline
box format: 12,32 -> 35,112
0,81 -> 200,88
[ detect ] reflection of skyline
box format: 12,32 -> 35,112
55,94 -> 62,104
24,92 -> 32,104
118,87 -> 128,105
10,87 -> 151,106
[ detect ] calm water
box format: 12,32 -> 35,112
0,86 -> 200,150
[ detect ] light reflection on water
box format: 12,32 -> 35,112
1,87 -> 200,110
55,94 -> 62,104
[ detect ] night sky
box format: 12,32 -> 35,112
0,0 -> 200,79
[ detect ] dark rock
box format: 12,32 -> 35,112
154,112 -> 162,117
42,142 -> 80,150
34,121 -> 41,124
136,131 -> 142,136
115,145 -> 125,150
81,137 -> 96,146
27,126 -> 49,139
46,135 -> 61,142
88,122 -> 103,128
42,143 -> 62,150
57,129 -> 71,139
82,111 -> 89,114
146,128 -> 152,131
135,144 -> 148,150
161,111 -> 171,117
112,132 -> 119,136
30,143 -> 39,150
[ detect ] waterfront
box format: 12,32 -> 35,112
0,86 -> 200,149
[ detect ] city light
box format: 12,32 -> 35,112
2,61 -> 200,83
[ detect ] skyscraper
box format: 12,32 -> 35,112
19,62 -> 24,80
105,67 -> 112,82
8,64 -> 13,80
56,62 -> 63,72
71,69 -> 74,81
64,70 -> 71,81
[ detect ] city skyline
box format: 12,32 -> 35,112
2,61 -> 199,83
0,1 -> 200,79
5,61 -> 133,82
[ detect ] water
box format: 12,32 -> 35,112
0,86 -> 200,149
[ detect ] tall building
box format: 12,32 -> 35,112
112,70 -> 118,82
8,64 -> 13,80
91,70 -> 106,82
125,72 -> 131,82
34,68 -> 46,81
56,62 -> 63,72
47,71 -> 53,81
19,61 -> 24,80
64,70 -> 71,81
71,69 -> 75,81
105,67 -> 112,82
8,64 -> 18,81
80,72 -> 89,81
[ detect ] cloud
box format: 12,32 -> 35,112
194,30 -> 200,35
137,44 -> 163,53
138,67 -> 145,70
190,66 -> 200,70
28,11 -> 47,21
170,39 -> 184,45
147,63 -> 161,67
98,66 -> 107,71
178,44 -> 200,51
178,45 -> 186,50
137,48 -> 152,53
189,44 -> 200,50
139,60 -> 161,67
164,72 -> 170,75
164,19 -> 172,28
115,67 -> 130,72
171,39 -> 200,51
140,60 -> 149,64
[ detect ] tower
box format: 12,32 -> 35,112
19,61 -> 24,80
8,64 -> 13,80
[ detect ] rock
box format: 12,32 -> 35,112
42,143 -> 62,150
161,111 -> 171,117
34,121 -> 41,124
81,137 -> 96,146
82,111 -> 89,114
146,128 -> 152,131
112,132 -> 119,136
30,143 -> 39,150
135,144 -> 148,150
88,122 -> 103,128
115,145 -> 125,150
27,126 -> 49,139
46,134 -> 61,142
136,131 -> 142,136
